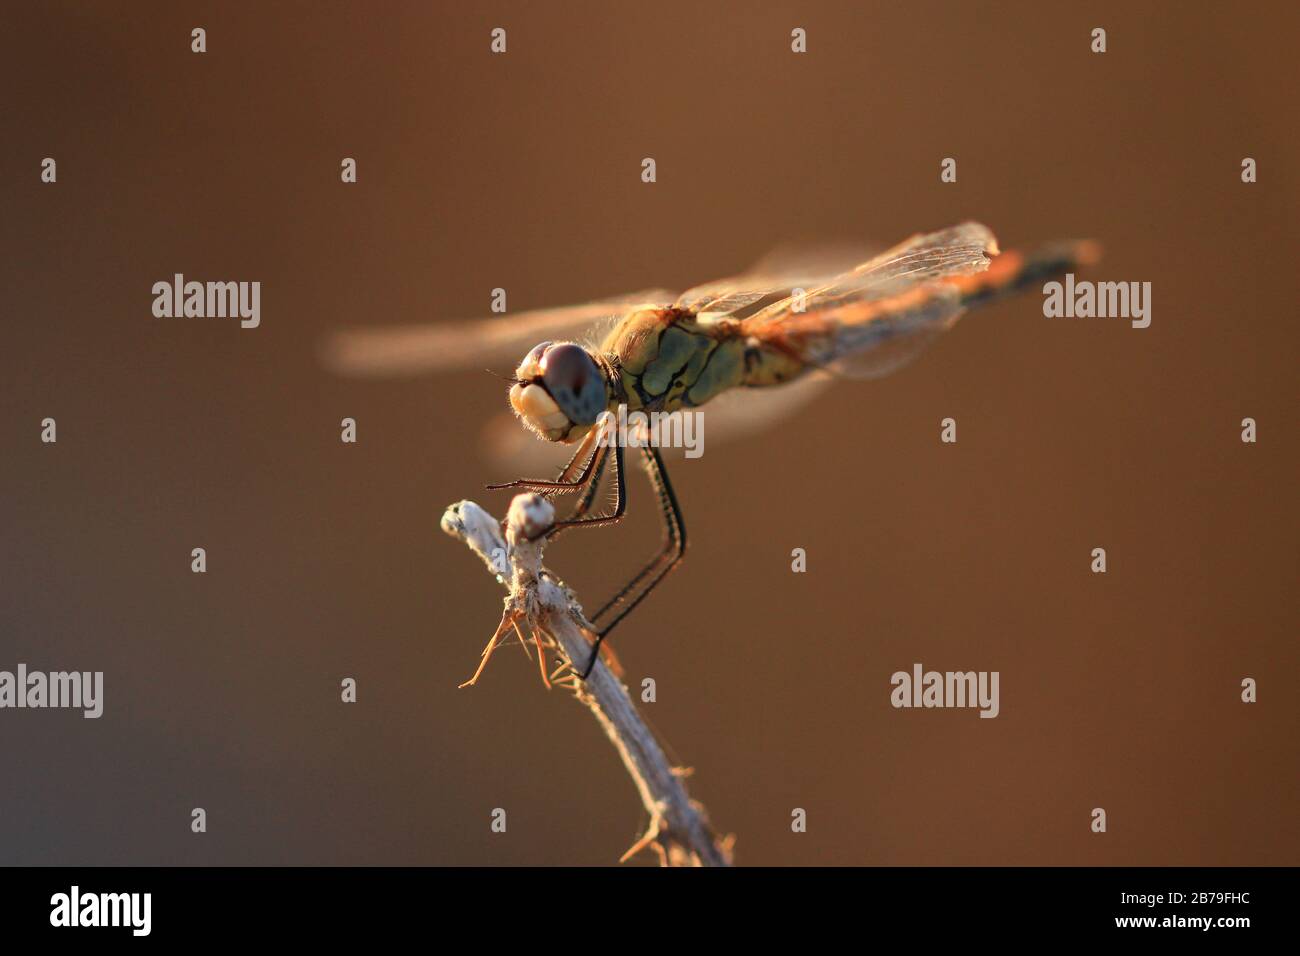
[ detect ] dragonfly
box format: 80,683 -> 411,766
326,222 -> 1099,678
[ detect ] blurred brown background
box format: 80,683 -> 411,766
1,1 -> 1296,866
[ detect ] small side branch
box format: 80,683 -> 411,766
441,495 -> 731,867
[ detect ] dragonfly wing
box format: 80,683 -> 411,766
824,291 -> 963,379
675,226 -> 987,319
747,222 -> 997,323
480,372 -> 835,470
322,288 -> 677,378
828,232 -> 1103,379
675,283 -> 783,315
744,240 -> 886,287
689,370 -> 836,443
740,222 -> 999,379
673,241 -> 885,315
836,221 -> 997,292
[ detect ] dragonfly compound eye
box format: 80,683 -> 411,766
540,344 -> 606,426
515,340 -> 553,381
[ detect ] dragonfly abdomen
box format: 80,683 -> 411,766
948,239 -> 1102,309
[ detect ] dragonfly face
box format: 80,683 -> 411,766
508,341 -> 611,443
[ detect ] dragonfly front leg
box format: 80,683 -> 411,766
486,427 -> 600,495
544,443 -> 626,538
515,441 -> 621,543
548,440 -> 611,532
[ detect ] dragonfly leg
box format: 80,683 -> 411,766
486,427 -> 600,494
589,446 -> 684,621
579,445 -> 686,679
548,440 -> 611,533
540,444 -> 626,539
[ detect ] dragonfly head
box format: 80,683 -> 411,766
509,341 -> 609,443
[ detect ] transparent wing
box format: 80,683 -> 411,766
321,288 -> 677,377
823,299 -> 959,380
481,372 -> 836,470
687,370 -> 836,444
674,286 -> 772,315
746,222 -> 997,325
673,241 -> 884,316
744,240 -> 887,287
740,222 -> 999,379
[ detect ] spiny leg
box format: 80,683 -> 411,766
516,440 -> 614,543
544,443 -> 626,537
545,438 -> 611,541
580,445 -> 686,678
590,445 -> 685,622
490,429 -> 616,543
486,427 -> 600,494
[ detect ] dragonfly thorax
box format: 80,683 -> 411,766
508,341 -> 612,443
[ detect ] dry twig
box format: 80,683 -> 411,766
441,494 -> 732,867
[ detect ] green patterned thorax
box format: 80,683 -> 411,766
600,308 -> 801,414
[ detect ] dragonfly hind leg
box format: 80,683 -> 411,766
579,445 -> 686,679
